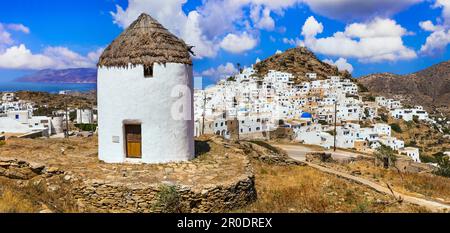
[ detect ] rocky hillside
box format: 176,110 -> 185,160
16,68 -> 97,84
254,47 -> 351,82
358,61 -> 450,116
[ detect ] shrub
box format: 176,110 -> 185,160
434,156 -> 450,178
380,114 -> 388,123
413,115 -> 420,124
152,184 -> 182,213
374,144 -> 397,169
74,124 -> 97,131
318,120 -> 328,125
390,123 -> 402,133
420,154 -> 436,163
357,83 -> 369,93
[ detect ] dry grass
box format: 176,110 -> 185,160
237,160 -> 429,213
330,160 -> 450,203
0,189 -> 36,213
0,175 -> 79,213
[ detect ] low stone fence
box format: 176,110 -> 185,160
73,173 -> 256,213
0,137 -> 257,213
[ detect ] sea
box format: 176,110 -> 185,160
0,81 -> 97,93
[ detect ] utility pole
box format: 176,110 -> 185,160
334,99 -> 337,152
91,100 -> 95,134
202,91 -> 206,135
64,100 -> 69,139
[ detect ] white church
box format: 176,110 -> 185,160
97,13 -> 195,164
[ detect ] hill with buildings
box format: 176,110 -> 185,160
253,47 -> 351,82
16,68 -> 97,84
358,61 -> 450,116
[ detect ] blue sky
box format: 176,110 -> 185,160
0,0 -> 449,83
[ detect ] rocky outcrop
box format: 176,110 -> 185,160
254,47 -> 351,82
358,60 -> 450,116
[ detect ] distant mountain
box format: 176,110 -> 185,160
16,68 -> 97,84
358,61 -> 450,116
254,47 -> 351,82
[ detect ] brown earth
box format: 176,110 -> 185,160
254,47 -> 351,82
358,60 -> 450,116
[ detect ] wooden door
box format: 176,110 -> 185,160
125,124 -> 142,158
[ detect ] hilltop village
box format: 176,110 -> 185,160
193,64 -> 446,163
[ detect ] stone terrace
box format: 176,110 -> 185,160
0,136 -> 256,212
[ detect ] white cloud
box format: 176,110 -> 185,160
303,0 -> 423,21
183,11 -> 218,58
419,20 -> 443,32
420,29 -> 450,55
201,62 -> 238,81
282,37 -> 304,47
6,24 -> 30,34
220,32 -> 257,53
323,57 -> 353,73
0,23 -> 30,49
302,16 -> 417,62
110,0 -> 308,58
302,16 -> 323,37
250,5 -> 275,30
0,25 -> 13,47
433,0 -> 450,26
419,0 -> 450,55
0,45 -> 54,69
112,0 -> 219,58
0,44 -> 102,70
275,49 -> 283,54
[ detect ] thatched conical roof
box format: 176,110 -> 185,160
98,13 -> 193,68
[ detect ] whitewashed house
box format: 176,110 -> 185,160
399,147 -> 421,162
97,13 -> 194,164
390,106 -> 429,121
76,109 -> 94,124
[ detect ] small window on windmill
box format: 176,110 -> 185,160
144,64 -> 153,78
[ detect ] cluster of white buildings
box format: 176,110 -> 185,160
194,64 -> 428,163
0,92 -> 62,136
0,92 -> 96,137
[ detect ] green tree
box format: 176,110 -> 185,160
390,123 -> 402,133
374,144 -> 397,169
434,156 -> 450,178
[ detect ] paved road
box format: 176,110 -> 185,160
275,143 -> 450,212
274,144 -> 364,162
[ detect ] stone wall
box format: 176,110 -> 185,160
72,173 -> 256,213
0,138 -> 257,213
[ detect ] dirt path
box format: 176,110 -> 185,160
277,144 -> 450,212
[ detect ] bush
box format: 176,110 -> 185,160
374,144 -> 397,169
74,124 -> 97,131
420,154 -> 436,163
152,184 -> 182,213
318,120 -> 328,125
357,83 -> 369,93
390,123 -> 402,133
434,156 -> 450,178
413,115 -> 420,124
380,114 -> 388,123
